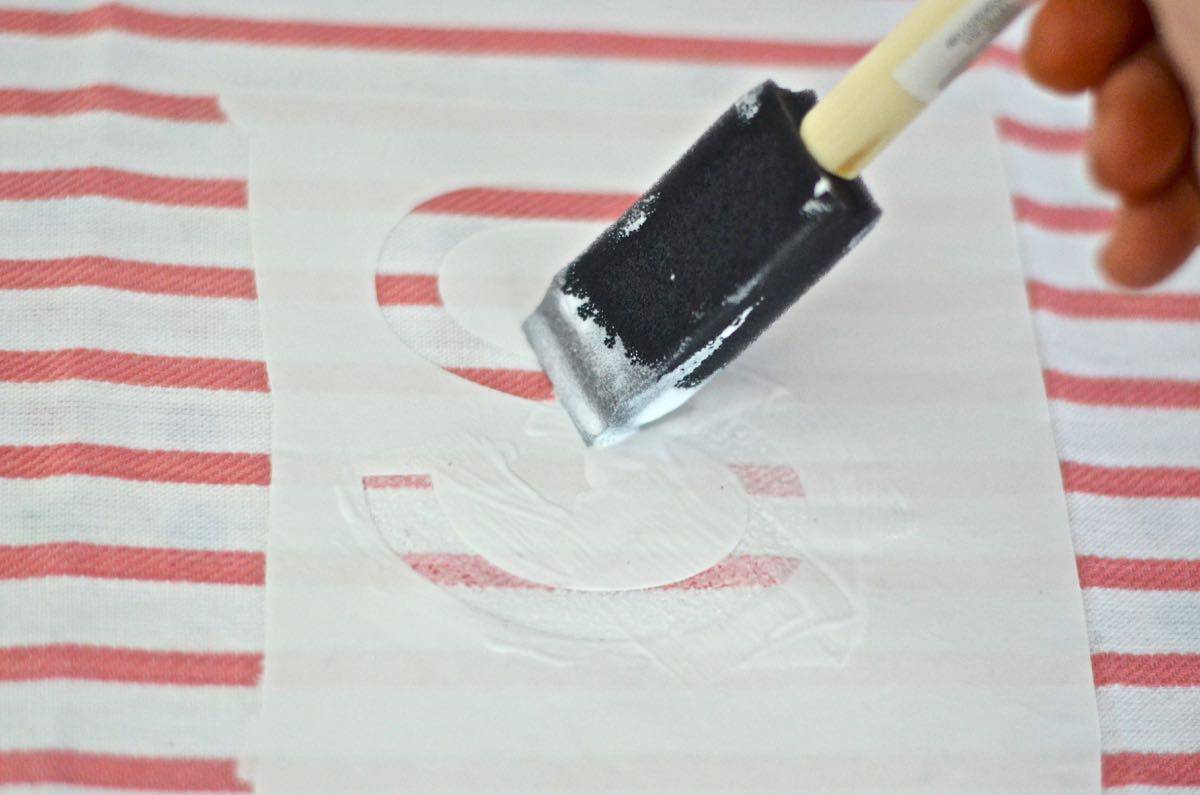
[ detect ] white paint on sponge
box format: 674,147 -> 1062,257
616,192 -> 657,239
734,88 -> 761,121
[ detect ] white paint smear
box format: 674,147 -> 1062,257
432,413 -> 748,591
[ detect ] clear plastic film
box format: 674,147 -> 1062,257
348,187 -> 914,678
226,78 -> 1100,792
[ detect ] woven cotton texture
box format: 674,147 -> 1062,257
0,2 -> 1196,792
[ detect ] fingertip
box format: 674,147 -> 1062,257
1087,46 -> 1193,198
1101,240 -> 1178,287
1100,176 -> 1200,287
1024,0 -> 1154,93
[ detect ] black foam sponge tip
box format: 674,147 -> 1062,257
561,80 -> 880,388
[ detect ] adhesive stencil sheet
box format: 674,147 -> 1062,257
228,84 -> 1100,791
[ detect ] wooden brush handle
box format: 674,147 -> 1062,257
800,0 -> 1027,179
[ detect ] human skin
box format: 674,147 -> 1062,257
1023,0 -> 1200,287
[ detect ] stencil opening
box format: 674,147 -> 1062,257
439,222 -> 597,361
376,186 -> 636,401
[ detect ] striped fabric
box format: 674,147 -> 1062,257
375,189 -> 648,401
0,2 -> 1195,792
0,25 -> 267,792
995,93 -> 1200,789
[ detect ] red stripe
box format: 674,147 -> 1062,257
0,256 -> 256,298
368,466 -> 806,498
1103,753 -> 1200,788
977,44 -> 1021,71
414,187 -> 636,220
1077,555 -> 1200,591
375,273 -> 440,306
1061,461 -> 1200,499
0,4 -> 1027,70
0,644 -> 261,686
666,554 -> 799,589
447,367 -> 554,401
0,349 -> 268,392
402,552 -> 799,590
1013,195 -> 1115,233
0,750 -> 250,791
0,167 -> 245,208
403,553 -> 550,590
0,444 -> 270,485
369,467 -> 805,498
1045,370 -> 1200,410
1028,280 -> 1200,322
363,473 -> 433,490
728,463 -> 805,497
0,3 -> 866,64
995,117 -> 1087,153
0,84 -> 223,122
1092,652 -> 1200,686
0,542 -> 264,585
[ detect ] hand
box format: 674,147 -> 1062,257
1023,0 -> 1200,287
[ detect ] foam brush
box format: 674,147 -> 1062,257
525,0 -> 1028,445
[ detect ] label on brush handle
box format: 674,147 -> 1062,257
893,0 -> 1024,103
